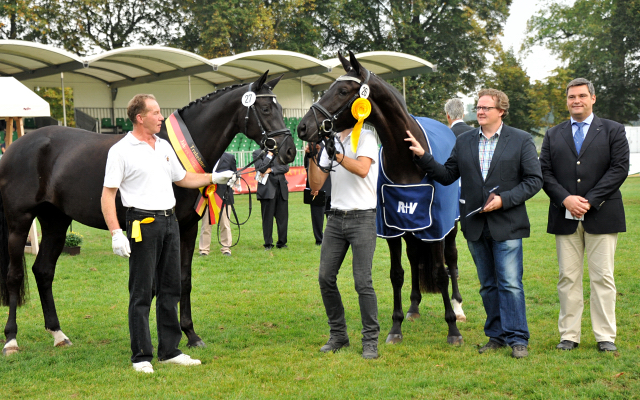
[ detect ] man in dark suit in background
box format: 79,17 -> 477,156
253,148 -> 289,250
406,88 -> 542,359
304,145 -> 331,246
445,98 -> 474,137
539,78 -> 629,353
199,152 -> 237,256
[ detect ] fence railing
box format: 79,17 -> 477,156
229,149 -> 305,168
77,107 -> 308,120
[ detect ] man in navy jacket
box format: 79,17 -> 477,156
406,88 -> 542,359
539,78 -> 629,352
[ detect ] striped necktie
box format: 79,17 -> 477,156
573,122 -> 586,153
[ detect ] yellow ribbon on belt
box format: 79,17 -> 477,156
350,98 -> 371,153
131,217 -> 155,242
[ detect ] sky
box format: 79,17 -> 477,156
498,0 -> 574,82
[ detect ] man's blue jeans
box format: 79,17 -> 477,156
467,224 -> 530,347
318,210 -> 379,344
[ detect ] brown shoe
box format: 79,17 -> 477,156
511,344 -> 528,358
478,340 -> 506,354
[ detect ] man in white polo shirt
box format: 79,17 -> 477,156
101,94 -> 233,373
306,126 -> 380,360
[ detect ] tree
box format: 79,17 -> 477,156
525,0 -> 640,124
484,47 -> 535,132
0,0 -> 58,41
527,67 -> 574,132
315,0 -> 512,120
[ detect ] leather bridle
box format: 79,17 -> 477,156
243,83 -> 292,156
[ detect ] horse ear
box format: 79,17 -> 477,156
338,51 -> 351,73
349,51 -> 362,77
266,74 -> 284,90
254,70 -> 269,91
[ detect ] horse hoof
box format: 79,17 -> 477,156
406,312 -> 420,321
386,334 -> 403,344
187,339 -> 206,348
55,338 -> 73,347
3,346 -> 19,356
456,315 -> 467,323
447,336 -> 464,346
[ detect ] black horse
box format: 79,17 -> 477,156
0,71 -> 296,355
297,52 -> 464,345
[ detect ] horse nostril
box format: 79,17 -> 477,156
297,123 -> 306,137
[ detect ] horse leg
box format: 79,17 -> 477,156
444,222 -> 465,322
386,237 -> 405,344
432,241 -> 463,345
179,222 -> 205,348
405,237 -> 423,320
34,208 -> 73,347
2,214 -> 33,355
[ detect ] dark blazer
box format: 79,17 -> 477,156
252,149 -> 289,201
451,121 -> 474,137
539,115 -> 629,235
214,152 -> 237,205
415,124 -> 543,242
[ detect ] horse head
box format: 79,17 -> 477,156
298,51 -> 382,143
243,71 -> 297,165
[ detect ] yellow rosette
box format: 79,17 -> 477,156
350,98 -> 371,153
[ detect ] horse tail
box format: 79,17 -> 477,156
419,247 -> 441,294
0,188 -> 11,306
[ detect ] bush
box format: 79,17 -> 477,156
65,231 -> 83,247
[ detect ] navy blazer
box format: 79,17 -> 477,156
252,149 -> 289,201
451,121 -> 474,137
539,115 -> 629,235
415,124 -> 543,242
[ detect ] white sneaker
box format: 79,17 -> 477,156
159,353 -> 201,366
132,361 -> 154,373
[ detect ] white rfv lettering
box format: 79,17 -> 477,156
397,201 -> 418,214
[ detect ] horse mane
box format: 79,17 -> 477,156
374,74 -> 410,114
178,82 -> 251,113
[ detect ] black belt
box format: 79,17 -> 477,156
128,207 -> 175,217
327,209 -> 375,216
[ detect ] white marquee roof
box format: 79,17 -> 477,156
0,40 -> 436,91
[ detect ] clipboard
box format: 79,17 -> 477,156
465,186 -> 499,218
304,188 -> 326,206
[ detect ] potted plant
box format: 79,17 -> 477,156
63,231 -> 83,256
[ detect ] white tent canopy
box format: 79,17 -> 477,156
0,77 -> 50,117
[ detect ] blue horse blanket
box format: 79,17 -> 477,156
376,116 -> 460,241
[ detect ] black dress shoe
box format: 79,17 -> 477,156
597,341 -> 617,352
556,340 -> 579,350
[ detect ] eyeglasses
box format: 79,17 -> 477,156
474,106 -> 497,113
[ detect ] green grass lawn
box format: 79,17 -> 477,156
2,177 -> 640,399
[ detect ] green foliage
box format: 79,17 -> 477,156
33,86 -> 75,127
525,0 -> 640,124
2,179 -> 640,398
528,67 -> 575,132
484,47 -> 535,132
65,231 -> 83,247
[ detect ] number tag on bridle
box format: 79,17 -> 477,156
242,92 -> 256,107
359,84 -> 370,99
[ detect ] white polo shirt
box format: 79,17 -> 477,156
320,129 -> 378,210
104,132 -> 186,210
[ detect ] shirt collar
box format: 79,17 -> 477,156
570,113 -> 594,126
479,123 -> 503,140
126,131 -> 159,145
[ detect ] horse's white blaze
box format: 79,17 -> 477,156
47,329 -> 70,346
452,299 -> 466,322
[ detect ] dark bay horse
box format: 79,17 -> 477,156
297,52 -> 464,345
0,71 -> 296,355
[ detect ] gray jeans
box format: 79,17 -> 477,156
318,209 -> 379,344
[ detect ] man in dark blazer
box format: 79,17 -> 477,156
445,98 -> 474,137
252,148 -> 289,250
539,78 -> 629,353
199,152 -> 237,256
406,88 -> 542,359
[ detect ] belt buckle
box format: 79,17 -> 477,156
162,209 -> 171,217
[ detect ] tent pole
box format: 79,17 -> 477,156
61,73 -> 67,126
402,77 -> 406,100
188,75 -> 192,102
300,77 -> 303,117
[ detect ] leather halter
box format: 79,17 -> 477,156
243,83 -> 292,155
310,69 -> 371,138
